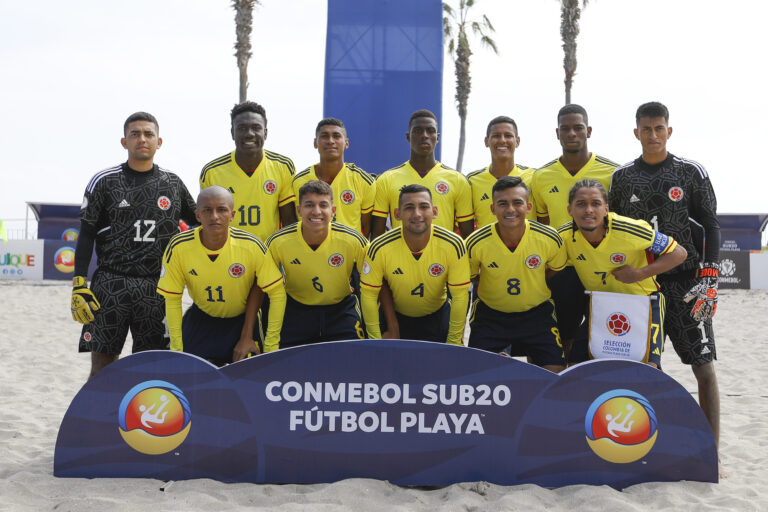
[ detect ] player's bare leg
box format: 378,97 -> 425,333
89,352 -> 119,379
692,361 -> 720,449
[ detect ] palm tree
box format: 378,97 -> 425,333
443,1 -> 498,172
233,0 -> 261,103
560,0 -> 588,104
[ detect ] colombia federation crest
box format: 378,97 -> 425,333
118,380 -> 191,455
584,389 -> 658,463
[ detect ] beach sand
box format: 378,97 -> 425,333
0,282 -> 765,511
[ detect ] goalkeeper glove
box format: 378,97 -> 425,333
683,262 -> 719,321
71,276 -> 101,324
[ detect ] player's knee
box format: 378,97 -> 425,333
692,361 -> 717,384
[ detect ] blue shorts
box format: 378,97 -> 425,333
281,294 -> 364,348
468,299 -> 565,367
571,292 -> 664,367
181,303 -> 256,364
396,301 -> 450,343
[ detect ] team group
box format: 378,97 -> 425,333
69,100 -> 721,448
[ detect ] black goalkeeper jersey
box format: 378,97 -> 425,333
609,153 -> 719,275
79,163 -> 197,278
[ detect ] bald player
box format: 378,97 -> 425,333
157,186 -> 286,364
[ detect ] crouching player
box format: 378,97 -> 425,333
157,186 -> 286,364
559,179 -> 687,367
465,176 -> 567,372
361,184 -> 471,344
266,180 -> 369,348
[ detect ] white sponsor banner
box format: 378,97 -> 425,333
589,291 -> 650,362
0,240 -> 44,280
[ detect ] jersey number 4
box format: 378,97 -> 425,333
411,283 -> 424,297
133,220 -> 156,242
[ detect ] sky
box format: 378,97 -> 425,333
2,0 -> 767,231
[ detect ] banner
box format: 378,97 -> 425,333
55,341 -> 717,488
718,250 -> 750,290
589,291 -> 650,362
324,0 -> 443,175
0,240 -> 44,280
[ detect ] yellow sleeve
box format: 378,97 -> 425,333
360,255 -> 383,338
263,283 -> 286,352
278,160 -> 297,207
447,288 -> 469,345
549,238 -> 568,271
531,173 -> 548,217
446,250 -> 471,345
372,172 -> 390,218
164,294 -> 184,351
454,175 -> 474,222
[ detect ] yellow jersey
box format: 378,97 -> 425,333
292,163 -> 375,234
466,165 -> 538,228
266,221 -> 368,306
372,161 -> 473,230
531,153 -> 617,228
157,226 -> 285,351
360,225 -> 471,343
558,212 -> 678,295
200,150 -> 295,240
466,220 -> 567,313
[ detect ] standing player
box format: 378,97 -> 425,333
292,118 -> 375,236
609,101 -> 720,447
465,177 -> 567,372
266,180 -> 368,348
561,180 -> 688,368
157,186 -> 286,363
200,101 -> 297,241
71,112 -> 197,378
467,116 -> 537,228
371,110 -> 474,239
361,185 -> 471,344
531,104 -> 619,354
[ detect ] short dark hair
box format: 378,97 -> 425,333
315,117 -> 346,136
408,109 -> 438,129
492,175 -> 529,199
568,179 -> 607,204
398,184 -> 432,206
486,116 -> 518,137
230,101 -> 267,127
123,112 -> 158,136
298,180 -> 334,203
636,101 -> 669,123
557,104 -> 588,125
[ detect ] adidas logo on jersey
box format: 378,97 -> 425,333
701,346 -> 711,355
577,254 -> 587,261
652,348 -> 660,355
290,258 -> 301,265
549,186 -> 559,193
392,268 -> 404,275
487,262 -> 499,268
228,187 -> 235,193
118,199 -> 131,208
630,194 -> 641,203
480,193 -> 490,201
188,269 -> 198,276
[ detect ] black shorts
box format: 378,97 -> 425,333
78,270 -> 167,355
468,299 -> 565,367
547,266 -> 587,340
181,303 -> 258,364
396,301 -> 450,343
658,273 -> 716,365
571,292 -> 664,367
280,294 -> 364,349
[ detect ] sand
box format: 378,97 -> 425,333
0,282 -> 765,511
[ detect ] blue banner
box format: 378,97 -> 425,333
55,341 -> 717,488
323,0 -> 443,175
